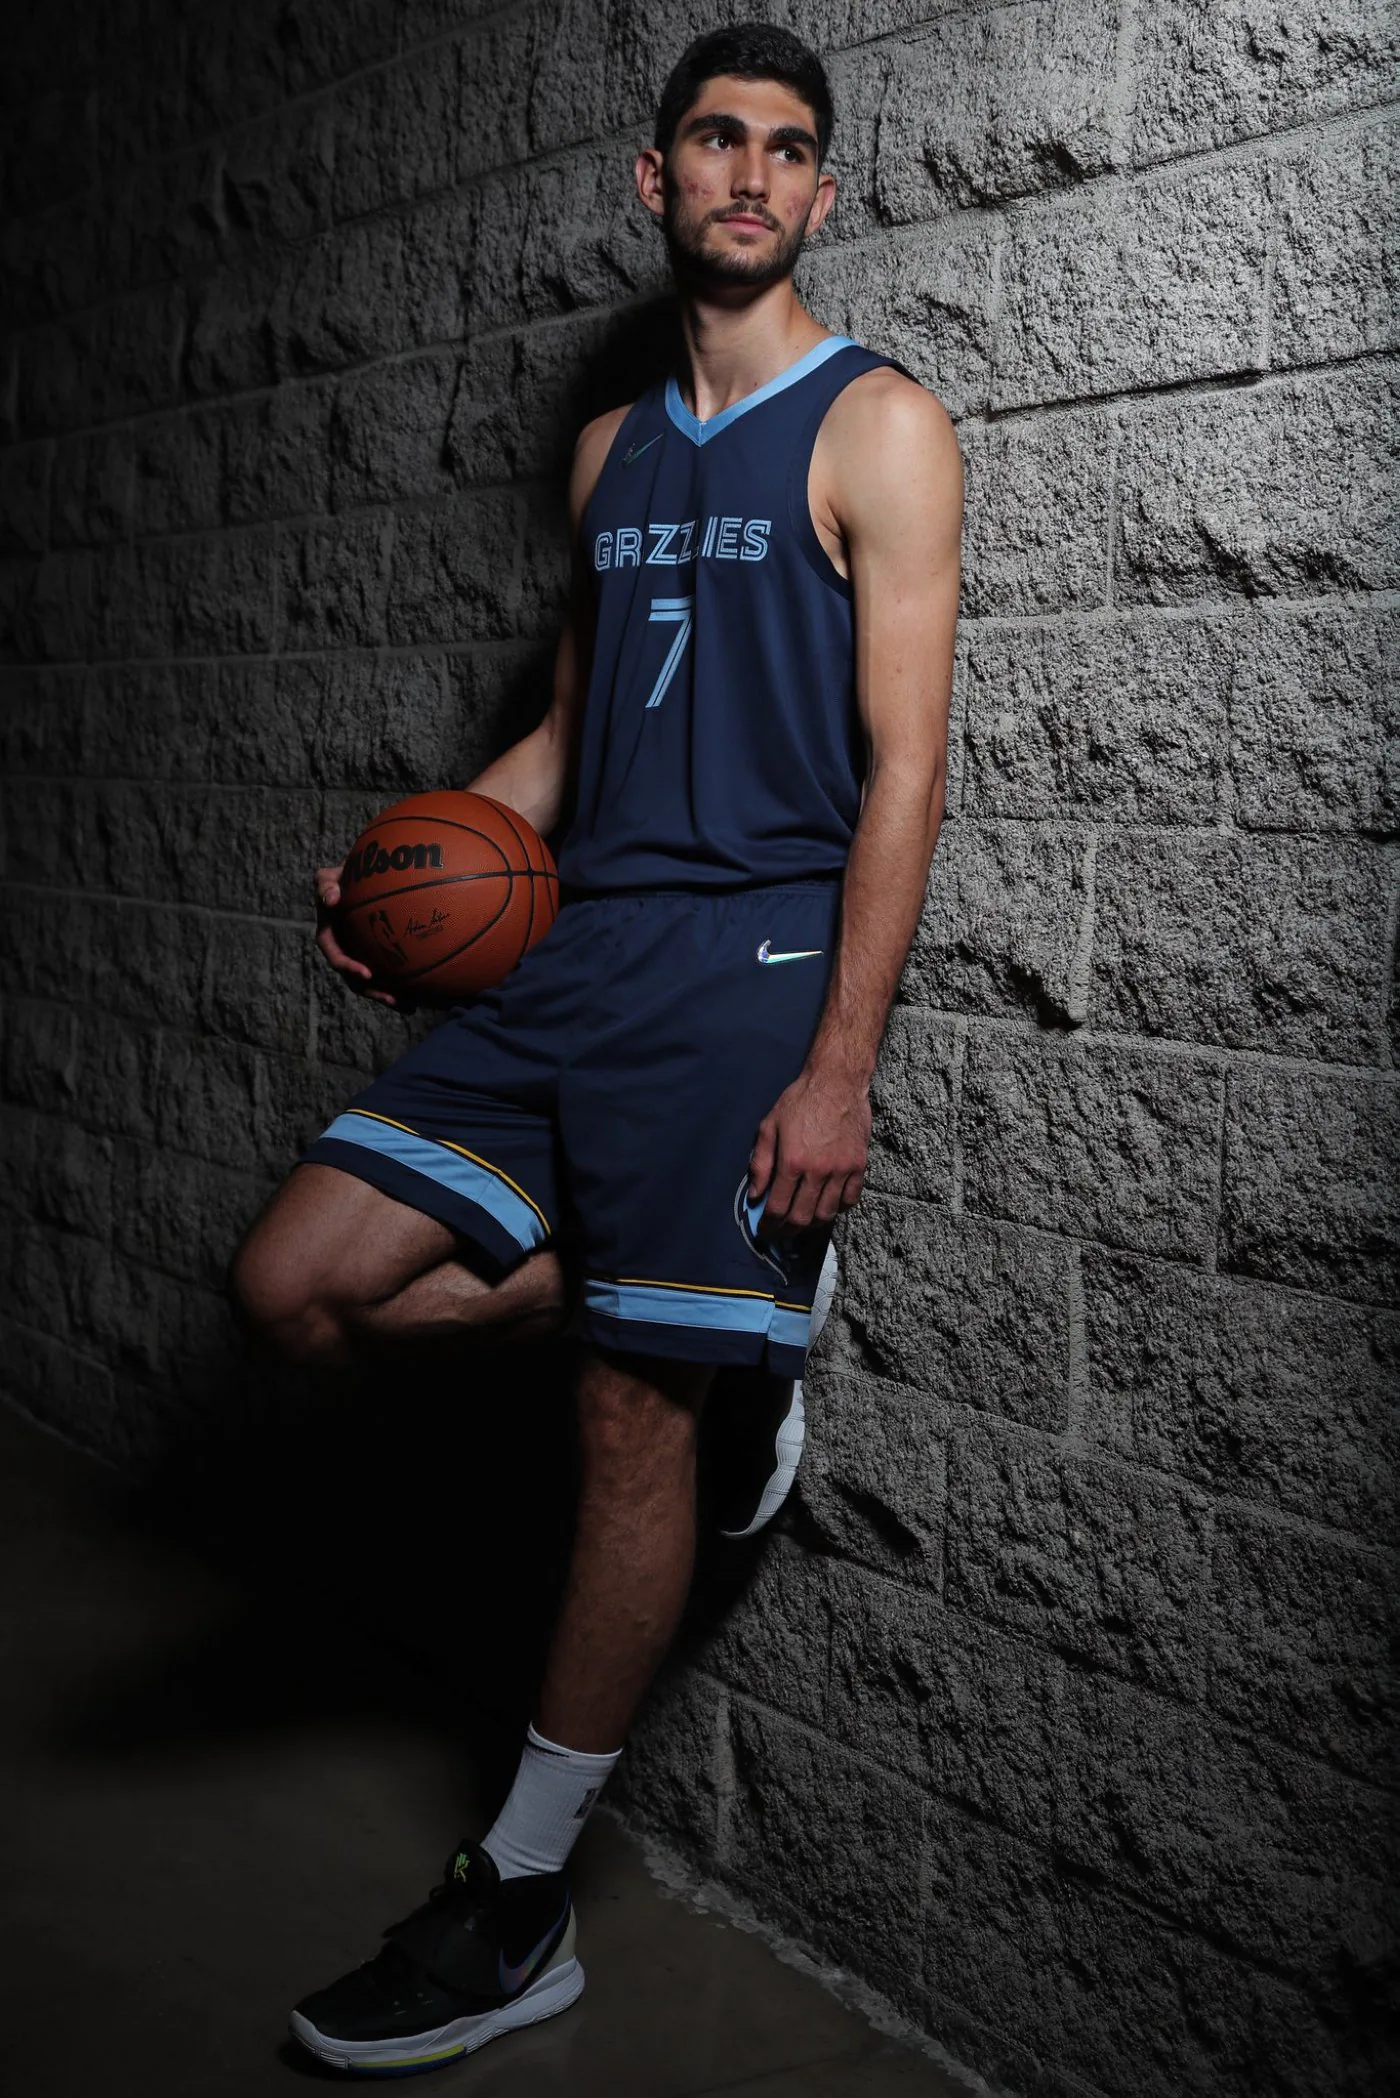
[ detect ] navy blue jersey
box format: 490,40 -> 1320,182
554,335 -> 915,892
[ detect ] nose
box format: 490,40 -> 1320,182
731,145 -> 770,203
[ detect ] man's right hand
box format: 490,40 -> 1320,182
314,862 -> 404,1008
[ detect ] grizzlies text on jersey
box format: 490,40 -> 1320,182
555,335 -> 916,892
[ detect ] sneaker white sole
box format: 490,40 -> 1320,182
716,1240 -> 839,1541
289,1932 -> 584,2075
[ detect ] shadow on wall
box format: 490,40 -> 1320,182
36,288 -> 758,1812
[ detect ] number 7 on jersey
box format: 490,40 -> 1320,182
645,594 -> 694,710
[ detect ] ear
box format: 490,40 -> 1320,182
806,168 -> 838,237
635,146 -> 668,223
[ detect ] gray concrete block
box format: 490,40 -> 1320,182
221,101 -> 336,250
0,1111 -> 114,1245
333,44 -> 458,219
727,1700 -> 928,2021
277,513 -> 395,651
1220,1067 -> 1399,1302
467,141 -> 663,335
993,158 -> 1268,411
1115,365 -> 1400,603
79,894 -> 207,1026
200,916 -> 317,1058
223,381 -> 335,526
798,214 -> 998,421
1054,1665 -> 1400,1985
309,651 -> 474,793
1082,1248 -> 1399,1543
1092,831 -> 1394,1064
837,1202 -> 1071,1432
454,8 -> 546,181
1132,0 -> 1400,162
902,821 -> 1091,1026
130,410 -> 224,538
329,354 -> 461,509
0,443 -> 50,555
608,1665 -> 724,1857
945,1418 -> 1212,1696
185,257 -> 282,400
875,1 -> 1121,224
0,1000 -> 80,1123
50,430 -> 135,549
797,1368 -> 946,1578
689,1537 -> 834,1726
3,549 -> 93,663
963,612 -> 1229,823
386,491 -> 522,643
827,1569 -> 1062,1830
865,1008 -> 957,1203
1272,112 -> 1400,367
0,665 -> 90,777
274,220 -> 412,378
209,662 -> 315,786
1205,1507 -> 1399,1779
960,410 -> 1112,616
922,1804 -> 1384,2098
962,1033 -> 1224,1261
111,1145 -> 272,1291
1229,603 -> 1398,836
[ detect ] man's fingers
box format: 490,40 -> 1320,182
760,1163 -> 802,1233
748,1122 -> 776,1200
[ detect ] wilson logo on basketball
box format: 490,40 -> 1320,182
344,839 -> 445,884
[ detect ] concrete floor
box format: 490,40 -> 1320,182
0,1398 -> 963,2097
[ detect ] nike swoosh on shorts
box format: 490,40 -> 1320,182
756,941 -> 824,964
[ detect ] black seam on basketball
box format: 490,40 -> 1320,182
339,868 -> 553,914
349,813 -> 516,847
491,799 -> 539,955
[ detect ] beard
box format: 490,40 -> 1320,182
661,184 -> 811,294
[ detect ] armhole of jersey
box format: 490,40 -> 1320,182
787,352 -> 919,599
580,394 -> 654,544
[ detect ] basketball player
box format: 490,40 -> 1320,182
232,22 -> 961,2074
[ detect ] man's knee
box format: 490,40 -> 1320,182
228,1227 -> 347,1366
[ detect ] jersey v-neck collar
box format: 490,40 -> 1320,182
663,334 -> 857,447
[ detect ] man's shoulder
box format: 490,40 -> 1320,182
827,355 -> 956,449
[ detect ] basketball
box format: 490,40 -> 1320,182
334,790 -> 559,1000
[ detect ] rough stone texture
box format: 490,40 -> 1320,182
1082,1250 -> 1400,1543
3,6 -> 1397,2097
1091,831 -> 1394,1063
1221,1069 -> 1400,1302
961,1034 -> 1225,1261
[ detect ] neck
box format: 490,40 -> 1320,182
673,282 -> 829,421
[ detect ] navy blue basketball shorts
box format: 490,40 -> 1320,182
301,880 -> 844,1377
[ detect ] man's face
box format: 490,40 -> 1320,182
646,73 -> 835,292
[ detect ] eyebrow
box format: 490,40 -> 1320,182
683,110 -> 818,154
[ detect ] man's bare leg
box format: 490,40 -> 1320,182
478,1344 -> 712,1877
230,1163 -> 567,1366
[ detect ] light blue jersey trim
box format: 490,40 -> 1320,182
585,1278 -> 813,1349
321,1112 -> 548,1254
664,335 -> 857,447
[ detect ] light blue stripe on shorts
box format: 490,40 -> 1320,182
585,1277 -> 813,1347
322,1110 -> 548,1255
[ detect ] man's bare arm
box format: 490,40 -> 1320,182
749,375 -> 963,1231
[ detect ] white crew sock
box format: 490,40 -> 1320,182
481,1722 -> 623,1880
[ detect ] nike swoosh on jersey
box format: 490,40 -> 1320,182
497,1901 -> 569,1996
757,941 -> 824,964
622,432 -> 662,465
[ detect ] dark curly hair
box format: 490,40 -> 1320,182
653,23 -> 835,167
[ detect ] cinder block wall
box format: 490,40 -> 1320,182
2,4 -> 1396,2094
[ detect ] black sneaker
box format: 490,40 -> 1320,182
710,1239 -> 839,1539
289,1837 -> 582,2076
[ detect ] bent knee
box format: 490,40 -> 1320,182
228,1235 -> 346,1366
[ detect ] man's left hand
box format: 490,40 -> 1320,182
748,1066 -> 870,1235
